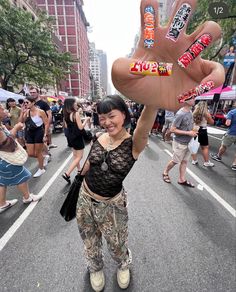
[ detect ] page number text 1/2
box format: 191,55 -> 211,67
214,6 -> 223,15
208,2 -> 229,18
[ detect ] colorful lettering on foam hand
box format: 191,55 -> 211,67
144,6 -> 155,48
178,33 -> 212,68
178,81 -> 215,103
130,61 -> 173,76
166,3 -> 191,42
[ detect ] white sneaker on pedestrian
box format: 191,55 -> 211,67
33,168 -> 45,178
49,144 -> 57,149
192,160 -> 198,165
117,267 -> 130,289
43,155 -> 50,167
23,193 -> 43,204
90,270 -> 105,292
0,199 -> 18,214
231,164 -> 236,171
203,161 -> 214,167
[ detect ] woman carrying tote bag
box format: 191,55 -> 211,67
0,103 -> 42,214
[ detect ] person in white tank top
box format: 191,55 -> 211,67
19,96 -> 49,177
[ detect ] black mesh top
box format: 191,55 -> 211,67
85,136 -> 136,197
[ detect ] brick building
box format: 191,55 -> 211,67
36,0 -> 90,97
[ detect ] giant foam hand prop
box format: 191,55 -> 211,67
112,0 -> 224,110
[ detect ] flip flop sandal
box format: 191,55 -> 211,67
162,173 -> 171,183
62,173 -> 71,184
178,181 -> 195,188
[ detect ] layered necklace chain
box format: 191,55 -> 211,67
100,131 -> 127,171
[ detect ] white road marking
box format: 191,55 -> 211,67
164,149 -> 236,218
207,126 -> 226,135
0,153 -> 73,252
208,134 -> 222,141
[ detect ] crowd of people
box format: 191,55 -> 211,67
0,92 -> 110,214
0,86 -> 235,285
147,102 -> 236,181
0,92 -> 235,210
0,1 -> 235,290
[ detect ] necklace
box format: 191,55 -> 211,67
100,130 -> 127,171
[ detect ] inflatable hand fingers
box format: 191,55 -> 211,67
112,0 -> 224,110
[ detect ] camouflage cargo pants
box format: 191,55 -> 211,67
76,184 -> 132,273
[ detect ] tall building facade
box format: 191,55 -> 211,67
159,0 -> 175,24
8,0 -> 66,94
10,0 -> 38,18
97,49 -> 108,96
36,0 -> 90,97
88,43 -> 108,100
158,0 -> 166,25
89,43 -> 102,99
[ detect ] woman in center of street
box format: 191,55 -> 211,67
76,95 -> 158,291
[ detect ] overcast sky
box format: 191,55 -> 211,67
83,0 -> 141,93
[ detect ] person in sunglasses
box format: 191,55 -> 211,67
19,96 -> 48,177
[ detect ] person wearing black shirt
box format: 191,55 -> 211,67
29,87 -> 55,167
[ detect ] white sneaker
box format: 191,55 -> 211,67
90,270 -> 105,292
117,267 -> 130,289
0,199 -> 18,214
49,144 -> 57,149
43,155 -> 50,167
192,160 -> 198,165
203,161 -> 214,167
23,193 -> 43,204
33,168 -> 45,178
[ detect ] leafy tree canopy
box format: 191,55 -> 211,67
0,0 -> 74,90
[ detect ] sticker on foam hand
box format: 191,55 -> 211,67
178,81 -> 215,103
130,61 -> 173,76
178,34 -> 212,68
166,3 -> 191,42
144,5 -> 155,48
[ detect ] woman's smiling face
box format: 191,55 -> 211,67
99,109 -> 125,135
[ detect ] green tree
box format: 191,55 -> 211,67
187,0 -> 236,61
0,0 -> 74,90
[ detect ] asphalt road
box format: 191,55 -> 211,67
0,128 -> 235,292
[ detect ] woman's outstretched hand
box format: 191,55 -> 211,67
112,0 -> 225,111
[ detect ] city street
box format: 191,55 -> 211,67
0,128 -> 235,292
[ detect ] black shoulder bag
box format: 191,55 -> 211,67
60,146 -> 93,222
69,113 -> 93,144
25,110 -> 38,131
